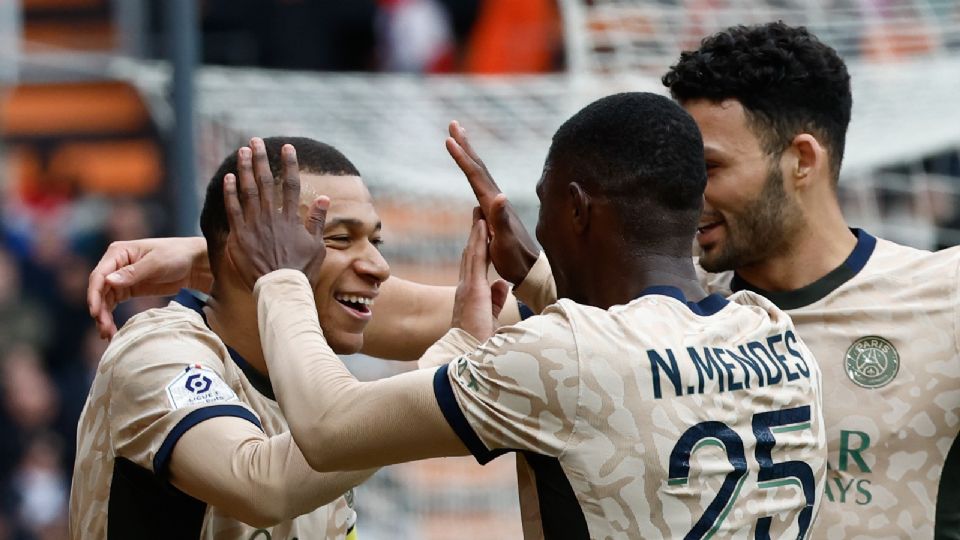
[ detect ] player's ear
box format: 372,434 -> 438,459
569,181 -> 591,234
786,133 -> 825,191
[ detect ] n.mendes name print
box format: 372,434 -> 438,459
648,331 -> 811,399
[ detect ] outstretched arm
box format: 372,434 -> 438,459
253,232 -> 575,470
226,143 -> 576,471
88,237 -> 212,338
169,417 -> 371,528
250,217 -> 498,470
86,240 -> 523,359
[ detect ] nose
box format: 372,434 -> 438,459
354,243 -> 390,286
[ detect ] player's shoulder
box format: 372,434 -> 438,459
503,299 -> 579,347
866,235 -> 960,280
103,301 -> 226,379
725,289 -> 794,329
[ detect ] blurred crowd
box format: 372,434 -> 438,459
189,0 -> 564,74
0,194 -> 168,539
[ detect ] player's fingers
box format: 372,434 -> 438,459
223,173 -> 245,232
96,286 -> 117,337
236,146 -> 259,219
489,194 -> 512,236
445,137 -> 481,177
96,306 -> 117,340
250,138 -> 275,213
451,121 -> 482,165
458,231 -> 469,284
447,123 -> 501,203
447,139 -> 501,216
490,279 -> 510,320
104,253 -> 152,288
306,196 -> 330,236
88,266 -> 107,318
469,219 -> 489,286
459,216 -> 480,284
281,144 -> 301,217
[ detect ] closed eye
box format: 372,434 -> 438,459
324,235 -> 351,246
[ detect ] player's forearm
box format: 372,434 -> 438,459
361,276 -> 521,360
187,236 -> 214,293
255,269 -> 386,469
255,270 -> 465,470
417,327 -> 482,369
359,277 -> 454,359
170,419 -> 372,528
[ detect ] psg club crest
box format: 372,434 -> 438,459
844,336 -> 899,389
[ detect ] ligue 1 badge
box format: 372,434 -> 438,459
844,336 -> 900,389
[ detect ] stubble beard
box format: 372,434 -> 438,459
699,167 -> 805,274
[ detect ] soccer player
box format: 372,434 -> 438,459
227,92 -> 828,538
69,137 -> 386,538
506,22 -> 960,539
662,23 -> 960,538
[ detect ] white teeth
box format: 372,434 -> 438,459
335,294 -> 375,307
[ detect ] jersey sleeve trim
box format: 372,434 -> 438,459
517,302 -> 535,321
432,363 -> 510,465
152,404 -> 262,483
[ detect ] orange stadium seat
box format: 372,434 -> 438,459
49,140 -> 162,195
21,0 -> 114,52
1,82 -> 163,198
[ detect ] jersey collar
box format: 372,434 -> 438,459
636,286 -> 729,316
173,289 -> 276,401
729,228 -> 877,310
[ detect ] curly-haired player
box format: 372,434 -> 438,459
657,22 -> 960,538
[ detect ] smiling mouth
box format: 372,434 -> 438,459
334,294 -> 375,314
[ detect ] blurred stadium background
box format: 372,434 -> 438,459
1,0 -> 959,538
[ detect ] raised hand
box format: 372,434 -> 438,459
445,120 -> 539,284
451,209 -> 511,342
88,237 -> 211,339
223,138 -> 329,290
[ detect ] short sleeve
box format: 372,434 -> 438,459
108,324 -> 262,482
432,305 -> 581,464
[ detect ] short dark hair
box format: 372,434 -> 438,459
662,21 -> 852,180
547,92 -> 706,249
200,136 -> 360,270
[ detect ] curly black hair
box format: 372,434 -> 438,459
200,137 -> 361,271
662,22 -> 851,180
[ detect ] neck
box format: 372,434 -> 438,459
204,285 -> 269,377
736,192 -> 856,292
579,251 -> 707,309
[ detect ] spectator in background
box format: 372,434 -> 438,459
1,190 -> 160,539
462,0 -> 562,73
0,344 -> 68,540
195,0 -> 561,74
0,248 -> 50,356
199,0 -> 379,71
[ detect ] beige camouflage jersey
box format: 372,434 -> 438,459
435,286 -> 827,539
69,290 -> 357,540
699,229 -> 960,539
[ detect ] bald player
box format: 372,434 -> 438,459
228,92 -> 827,538
70,138 -> 386,538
